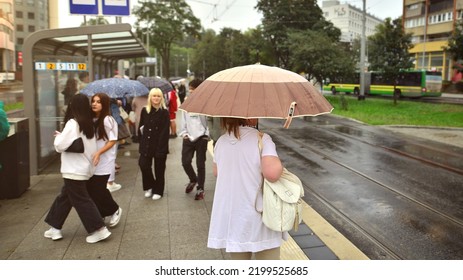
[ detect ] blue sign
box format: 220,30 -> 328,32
69,0 -> 98,15
102,0 -> 130,16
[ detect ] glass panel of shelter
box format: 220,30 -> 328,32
33,54 -> 88,170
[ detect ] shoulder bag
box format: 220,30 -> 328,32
256,132 -> 304,232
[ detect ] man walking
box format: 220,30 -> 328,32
178,79 -> 209,200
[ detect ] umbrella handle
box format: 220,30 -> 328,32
283,102 -> 296,129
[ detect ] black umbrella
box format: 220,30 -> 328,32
137,76 -> 173,94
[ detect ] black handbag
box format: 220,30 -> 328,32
65,137 -> 84,153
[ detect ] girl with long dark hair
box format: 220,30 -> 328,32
44,94 -> 111,244
87,93 -> 122,227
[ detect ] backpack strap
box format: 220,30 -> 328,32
255,131 -> 264,213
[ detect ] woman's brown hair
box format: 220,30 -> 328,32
221,117 -> 247,139
92,93 -> 112,141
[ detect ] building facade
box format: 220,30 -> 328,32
0,0 -> 15,81
404,0 -> 463,81
321,0 -> 383,43
13,0 -> 49,80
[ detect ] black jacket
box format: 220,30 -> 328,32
138,107 -> 170,157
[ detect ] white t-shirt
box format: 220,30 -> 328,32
94,116 -> 118,176
208,126 -> 286,253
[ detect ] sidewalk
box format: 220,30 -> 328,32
0,114 -> 367,260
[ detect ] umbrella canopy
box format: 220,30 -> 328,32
137,76 -> 173,94
80,77 -> 149,98
179,64 -> 333,119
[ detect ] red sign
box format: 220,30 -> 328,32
18,51 -> 23,66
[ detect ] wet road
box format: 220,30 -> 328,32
259,115 -> 463,259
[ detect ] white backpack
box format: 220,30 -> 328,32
257,132 -> 304,232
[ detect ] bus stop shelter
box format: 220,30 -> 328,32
23,23 -> 148,175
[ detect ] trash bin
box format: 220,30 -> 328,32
0,118 -> 30,199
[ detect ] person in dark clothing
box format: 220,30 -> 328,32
138,88 -> 170,200
178,82 -> 186,104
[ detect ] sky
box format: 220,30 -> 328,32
59,0 -> 403,32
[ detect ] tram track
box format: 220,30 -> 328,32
294,132 -> 463,229
260,118 -> 463,259
303,181 -> 403,260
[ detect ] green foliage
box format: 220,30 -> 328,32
190,27 -> 273,79
325,95 -> 463,127
368,17 -> 414,82
289,29 -> 356,87
444,19 -> 463,72
80,16 -> 109,26
256,0 -> 339,68
133,0 -> 201,78
339,95 -> 348,111
368,17 -> 413,105
4,102 -> 23,112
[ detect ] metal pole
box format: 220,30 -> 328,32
147,31 -> 150,77
422,0 -> 428,69
359,0 -> 366,100
155,49 -> 158,77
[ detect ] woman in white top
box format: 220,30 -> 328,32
44,94 -> 111,244
87,93 -> 122,227
207,117 -> 284,260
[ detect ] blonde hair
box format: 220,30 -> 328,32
146,88 -> 167,113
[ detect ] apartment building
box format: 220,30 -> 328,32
321,0 -> 383,43
0,0 -> 15,81
404,0 -> 463,80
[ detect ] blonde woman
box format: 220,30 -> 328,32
138,88 -> 170,200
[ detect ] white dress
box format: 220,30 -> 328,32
207,126 -> 286,252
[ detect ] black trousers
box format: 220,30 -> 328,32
181,137 -> 208,190
86,174 -> 119,217
45,178 -> 105,233
139,154 -> 167,196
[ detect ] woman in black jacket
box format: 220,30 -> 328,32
138,88 -> 170,200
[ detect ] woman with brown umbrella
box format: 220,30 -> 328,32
207,117 -> 284,260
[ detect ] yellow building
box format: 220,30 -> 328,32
404,0 -> 463,81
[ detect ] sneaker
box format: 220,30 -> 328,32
107,183 -> 122,192
86,227 -> 111,244
194,189 -> 205,200
144,189 -> 153,198
108,207 -> 122,228
44,227 -> 63,240
185,182 -> 197,194
152,194 -> 162,200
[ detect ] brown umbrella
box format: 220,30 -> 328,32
180,64 -> 333,125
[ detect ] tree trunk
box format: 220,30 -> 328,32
393,85 -> 398,105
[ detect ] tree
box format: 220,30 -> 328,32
190,27 -> 270,79
80,16 -> 109,26
368,17 -> 413,104
133,0 -> 201,78
289,30 -> 356,87
444,19 -> 463,73
256,0 -> 340,68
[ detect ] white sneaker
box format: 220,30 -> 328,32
44,227 -> 63,241
86,227 -> 111,243
144,189 -> 152,198
152,194 -> 162,200
108,207 -> 122,228
107,183 -> 122,192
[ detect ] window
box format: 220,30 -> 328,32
28,25 -> 35,32
16,11 -> 23,18
28,12 -> 34,20
17,37 -> 24,44
17,24 -> 23,31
